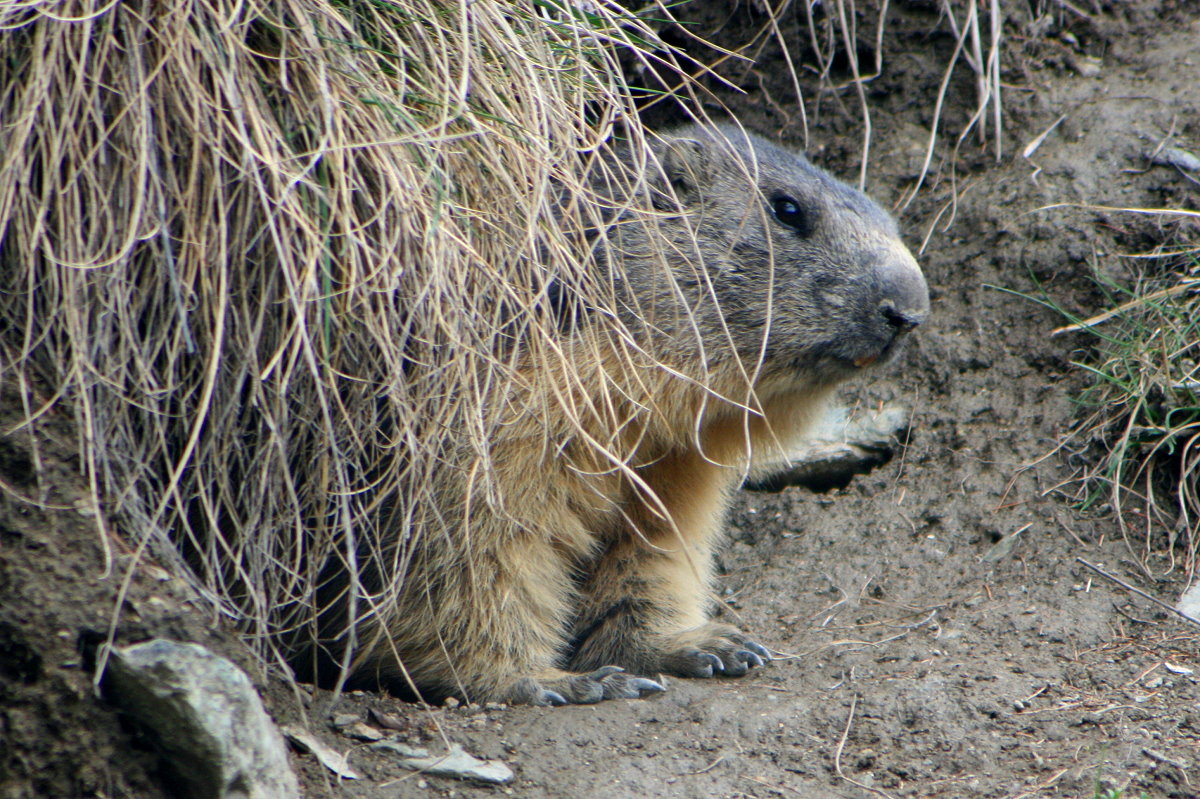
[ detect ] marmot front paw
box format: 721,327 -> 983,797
658,623 -> 773,678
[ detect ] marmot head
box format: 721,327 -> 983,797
596,124 -> 929,394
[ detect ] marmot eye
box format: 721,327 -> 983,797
771,195 -> 814,237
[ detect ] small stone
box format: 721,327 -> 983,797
285,727 -> 362,780
367,707 -> 411,732
1073,55 -> 1102,77
1176,583 -> 1200,622
443,696 -> 461,709
371,741 -> 513,784
1152,147 -> 1200,173
342,722 -> 385,742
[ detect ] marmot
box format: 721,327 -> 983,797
338,125 -> 929,706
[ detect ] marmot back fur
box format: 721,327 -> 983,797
333,125 -> 929,705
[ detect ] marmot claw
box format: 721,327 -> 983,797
743,640 -> 774,662
668,649 -> 726,678
660,626 -> 773,678
519,667 -> 666,706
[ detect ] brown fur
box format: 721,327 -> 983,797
341,125 -> 929,705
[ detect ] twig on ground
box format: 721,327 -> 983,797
681,754 -> 728,776
834,694 -> 898,799
744,775 -> 819,797
1143,747 -> 1189,777
1002,767 -> 1069,799
1076,558 -> 1200,629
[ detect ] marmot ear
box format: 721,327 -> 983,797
656,136 -> 711,201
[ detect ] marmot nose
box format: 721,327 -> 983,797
880,301 -> 923,334
877,250 -> 929,335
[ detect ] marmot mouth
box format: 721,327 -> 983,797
849,327 -> 913,370
776,335 -> 906,379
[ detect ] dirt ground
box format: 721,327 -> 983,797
3,2 -> 1200,798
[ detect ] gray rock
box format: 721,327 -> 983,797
103,639 -> 300,799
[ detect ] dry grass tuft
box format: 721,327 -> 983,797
1049,211 -> 1200,580
0,0 -> 712,684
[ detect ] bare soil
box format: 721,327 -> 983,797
3,3 -> 1200,798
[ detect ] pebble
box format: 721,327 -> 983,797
371,741 -> 513,784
